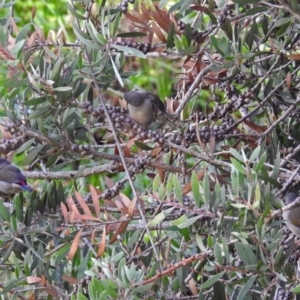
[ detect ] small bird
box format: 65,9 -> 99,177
0,158 -> 33,194
282,193 -> 300,236
124,91 -> 166,128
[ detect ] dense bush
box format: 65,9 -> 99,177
0,0 -> 300,299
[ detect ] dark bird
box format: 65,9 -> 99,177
283,192 -> 300,236
124,91 -> 166,128
0,158 -> 33,194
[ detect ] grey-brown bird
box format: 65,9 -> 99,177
0,158 -> 33,194
124,91 -> 166,128
283,193 -> 300,236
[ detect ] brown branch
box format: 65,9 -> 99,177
135,252 -> 208,286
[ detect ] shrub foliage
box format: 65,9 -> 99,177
0,0 -> 300,299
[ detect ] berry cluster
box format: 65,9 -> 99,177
100,155 -> 150,199
217,4 -> 235,27
118,0 -> 135,13
177,19 -> 216,43
112,41 -> 151,54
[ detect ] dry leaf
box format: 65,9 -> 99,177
105,177 -> 115,189
61,274 -> 80,284
97,227 -> 106,257
128,197 -> 137,218
75,191 -> 92,216
286,71 -> 291,89
66,229 -> 82,261
152,22 -> 166,42
75,214 -> 101,222
90,185 -> 101,218
209,135 -> 216,154
152,5 -> 171,33
109,221 -> 129,244
60,202 -> 69,222
119,193 -> 132,209
287,54 -> 300,60
188,278 -> 198,295
151,146 -> 162,157
27,276 -> 42,284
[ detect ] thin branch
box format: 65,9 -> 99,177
258,98 -> 300,144
175,63 -> 213,115
22,163 -> 117,179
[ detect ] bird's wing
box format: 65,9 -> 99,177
149,93 -> 166,113
0,158 -> 11,171
0,165 -> 26,184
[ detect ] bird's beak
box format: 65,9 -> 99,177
21,185 -> 33,192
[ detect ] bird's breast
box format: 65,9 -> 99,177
283,210 -> 300,236
128,101 -> 154,127
0,181 -> 24,194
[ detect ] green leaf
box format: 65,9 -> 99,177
196,234 -> 207,252
168,0 -> 185,13
236,275 -> 258,300
291,284 -> 300,294
112,12 -> 121,37
230,148 -> 244,162
43,46 -> 58,60
230,158 -> 246,174
222,238 -> 230,263
14,196 -> 24,223
173,174 -> 182,204
167,23 -> 175,49
147,207 -> 174,227
77,293 -> 88,300
111,44 -> 146,58
179,46 -> 197,56
176,215 -> 201,229
191,171 -> 200,207
0,200 -> 10,221
73,26 -> 103,50
15,23 -> 32,43
210,36 -> 230,57
201,271 -> 225,289
245,6 -> 267,16
235,243 -> 257,265
24,96 -> 48,106
28,106 -> 51,119
214,243 -> 222,264
254,153 -> 266,172
87,20 -> 107,46
222,19 -> 233,41
50,58 -> 62,81
22,145 -> 45,166
249,146 -> 261,161
134,283 -> 153,293
67,2 -> 86,20
171,214 -> 187,226
152,174 -> 161,194
203,173 -> 210,208
134,141 -> 153,150
110,55 -> 124,87
15,139 -> 35,155
10,39 -> 26,58
166,174 -> 172,199
274,17 -> 292,28
245,21 -> 258,50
